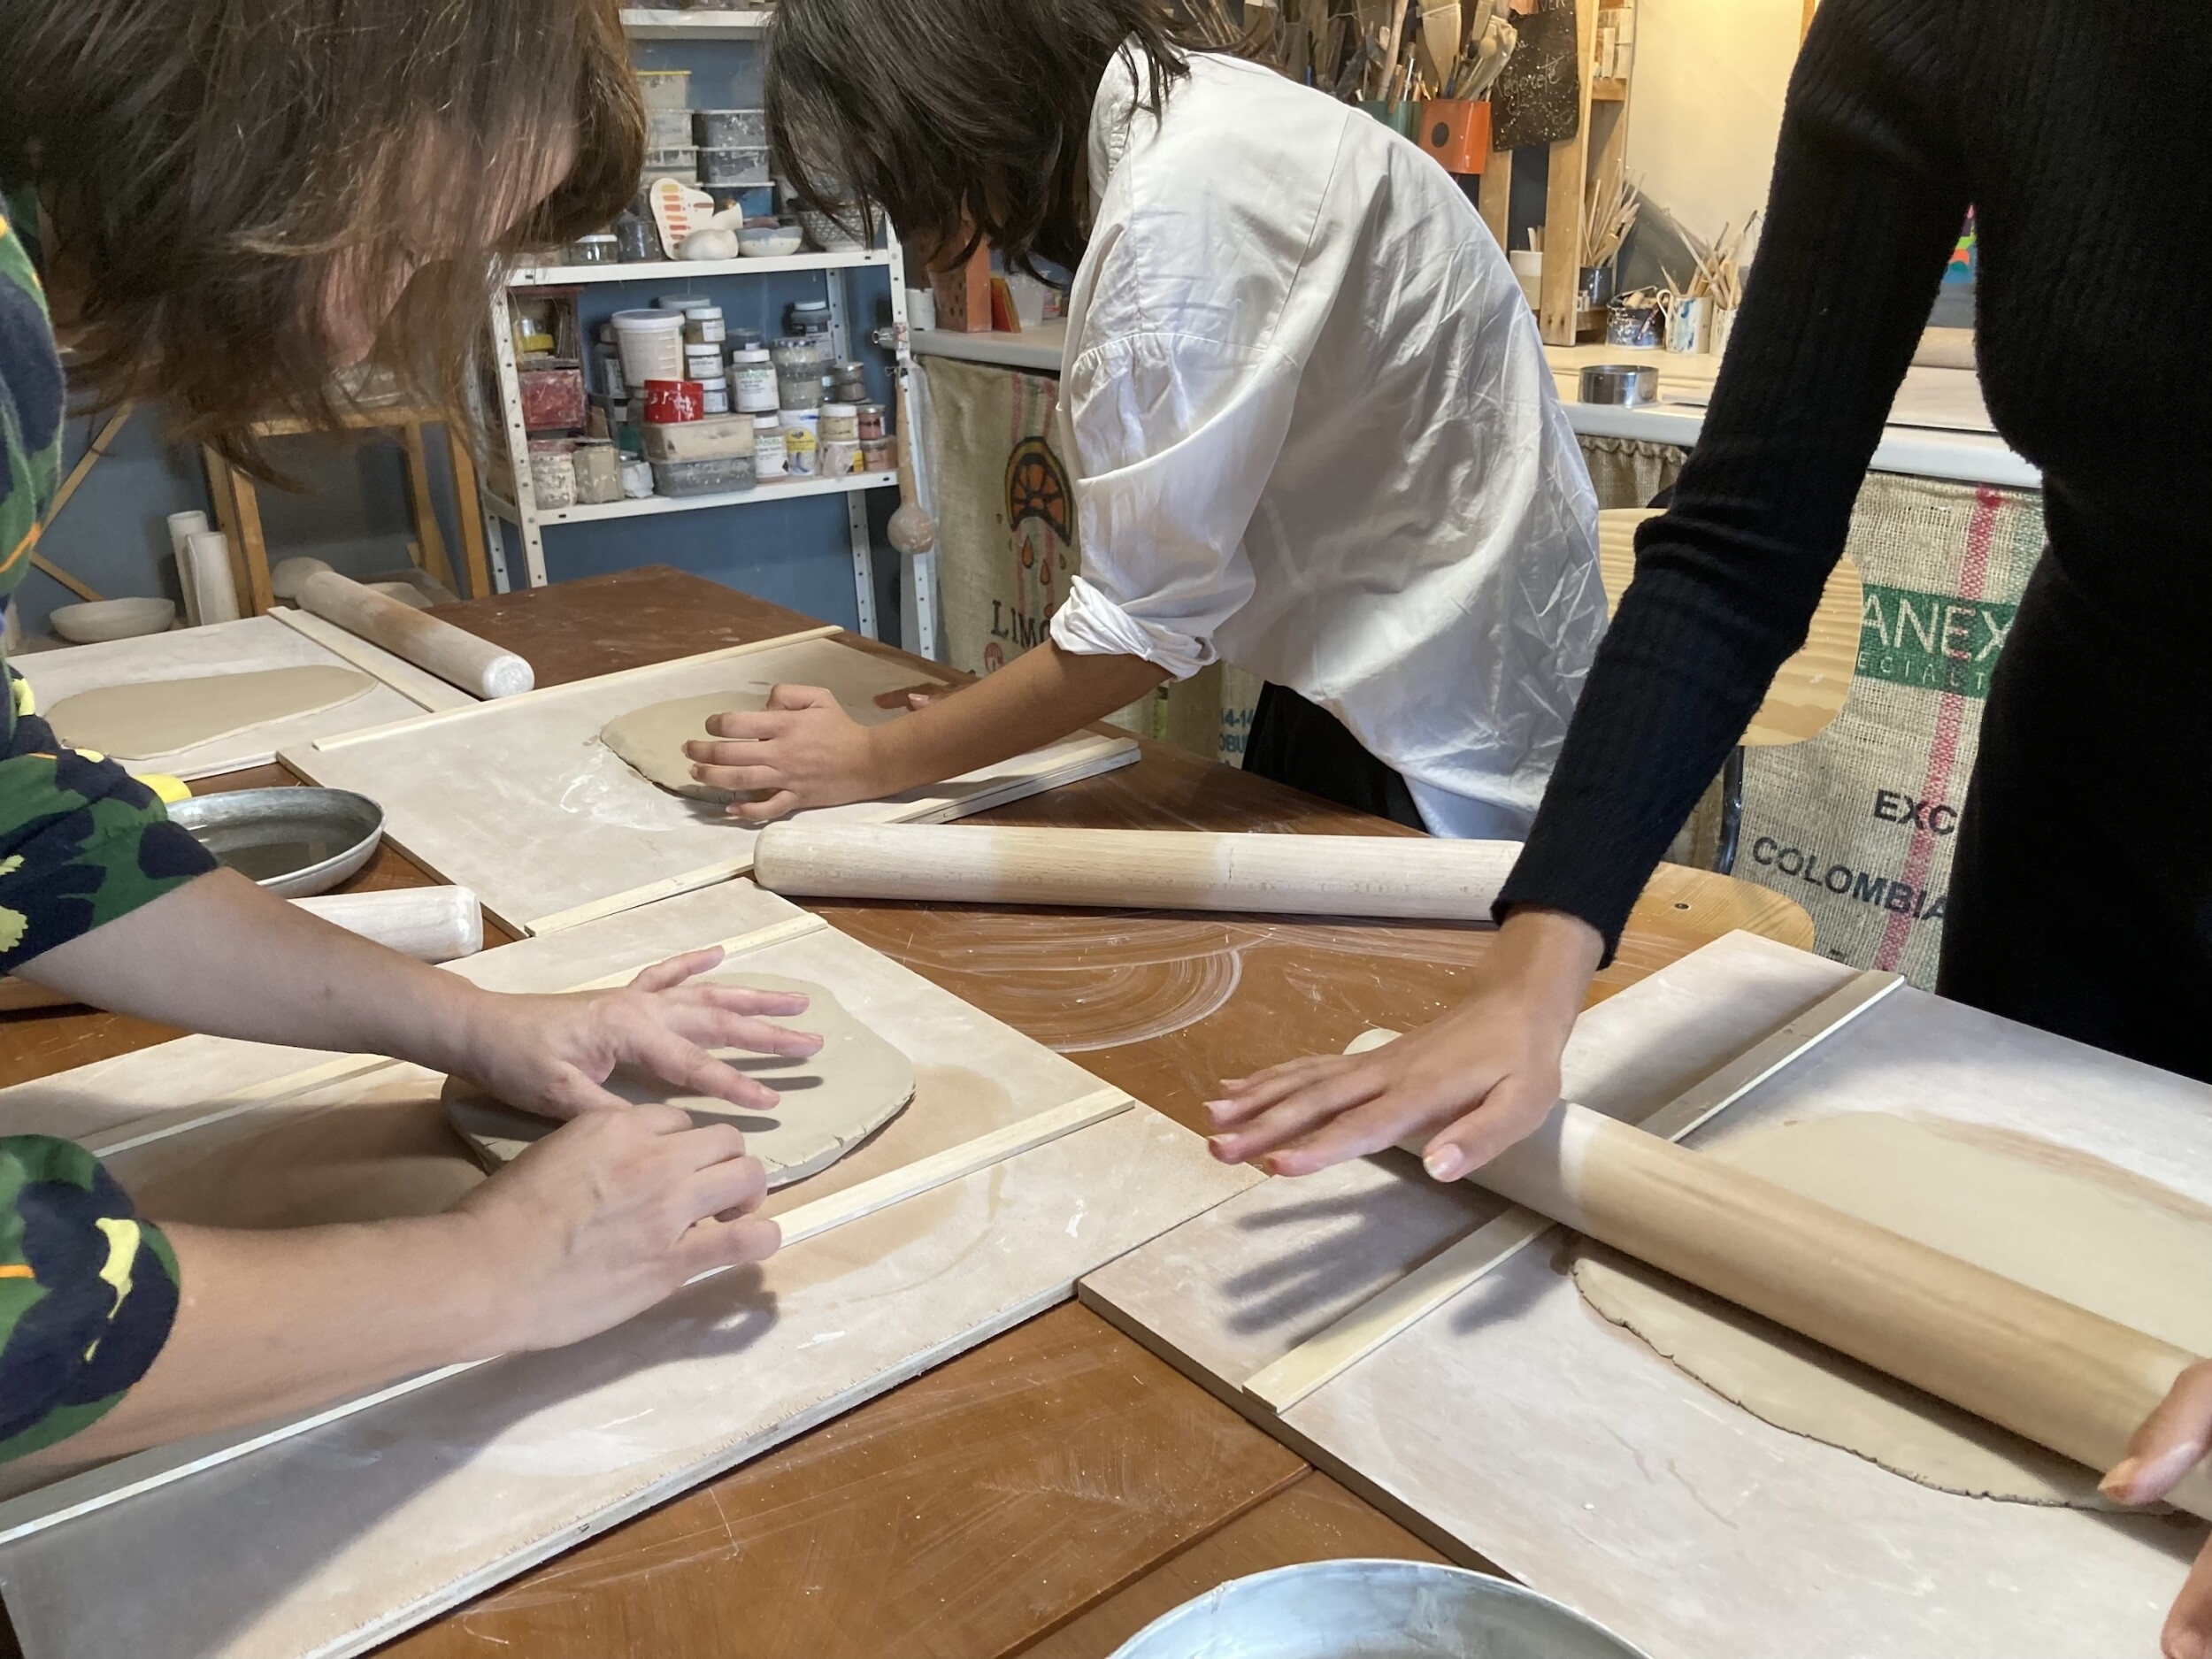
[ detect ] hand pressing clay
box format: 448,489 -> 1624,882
46,665 -> 374,760
1574,1111 -> 2212,1509
444,973 -> 914,1186
599,687 -> 895,803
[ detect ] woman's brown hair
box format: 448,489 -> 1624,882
0,0 -> 643,469
766,0 -> 1214,278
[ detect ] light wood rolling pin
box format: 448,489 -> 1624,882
0,886 -> 484,1012
1473,1102 -> 2212,1521
296,569 -> 532,699
753,825 -> 1522,919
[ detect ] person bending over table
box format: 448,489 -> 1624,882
0,0 -> 819,1471
1206,1 -> 2212,1649
682,0 -> 1605,843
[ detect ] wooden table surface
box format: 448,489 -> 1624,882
0,567 -> 1813,1658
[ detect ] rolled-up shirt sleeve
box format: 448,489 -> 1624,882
1052,329 -> 1302,680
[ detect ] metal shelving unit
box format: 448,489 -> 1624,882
476,5 -> 925,649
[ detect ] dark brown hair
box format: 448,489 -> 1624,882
0,0 -> 643,468
766,0 -> 1211,276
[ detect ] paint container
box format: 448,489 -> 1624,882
821,439 -> 860,476
527,439 -> 577,510
613,213 -> 661,264
683,341 -> 724,379
645,109 -> 694,149
611,309 -> 687,384
784,301 -> 832,349
620,457 -> 656,499
859,436 -> 895,473
693,109 -> 768,149
571,438 -> 623,504
683,303 -> 726,345
781,416 -> 818,477
641,379 -> 705,423
635,69 -> 691,111
698,148 -> 772,188
819,403 -> 860,443
731,348 -> 779,413
698,374 -> 731,416
854,402 -> 887,442
651,456 -> 755,497
752,414 -> 788,479
642,146 -> 699,184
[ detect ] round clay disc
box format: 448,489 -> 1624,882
443,973 -> 914,1187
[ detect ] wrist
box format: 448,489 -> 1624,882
417,981 -> 504,1083
437,1204 -> 538,1357
1491,907 -> 1604,1018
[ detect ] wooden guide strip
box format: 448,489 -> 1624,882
530,859 -> 759,937
1241,968 -> 1904,1412
303,625 -> 843,752
0,1085 -> 1136,1547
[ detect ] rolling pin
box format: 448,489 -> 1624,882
296,570 -> 533,699
752,824 -> 1520,920
0,885 -> 484,1013
1471,1102 -> 2212,1521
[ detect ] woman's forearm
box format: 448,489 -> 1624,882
17,869 -> 490,1071
868,641 -> 1168,794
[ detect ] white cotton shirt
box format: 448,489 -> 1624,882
1050,49 -> 1606,836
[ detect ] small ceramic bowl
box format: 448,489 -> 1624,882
50,596 -> 176,643
740,219 -> 806,258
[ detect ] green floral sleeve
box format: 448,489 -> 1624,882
0,1135 -> 180,1462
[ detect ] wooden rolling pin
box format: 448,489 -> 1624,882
296,570 -> 533,699
753,824 -> 1521,919
0,886 -> 484,1013
1473,1102 -> 2212,1521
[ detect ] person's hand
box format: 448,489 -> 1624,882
456,1103 -> 780,1352
2102,1359 -> 2212,1659
456,947 -> 822,1121
684,683 -> 893,822
1206,908 -> 1603,1180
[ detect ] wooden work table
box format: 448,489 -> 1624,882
0,567 -> 1812,1657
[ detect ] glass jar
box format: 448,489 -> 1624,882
854,402 -> 887,442
731,349 -> 779,413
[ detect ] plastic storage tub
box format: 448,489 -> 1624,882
699,148 -> 772,188
693,109 -> 768,149
651,456 -> 756,496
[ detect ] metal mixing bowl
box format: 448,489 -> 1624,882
1578,363 -> 1661,406
1107,1560 -> 1652,1659
167,787 -> 385,898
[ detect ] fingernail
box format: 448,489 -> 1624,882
1208,1135 -> 1238,1162
2099,1456 -> 2140,1500
1202,1098 -> 1235,1118
2104,1440 -> 2207,1501
1425,1147 -> 1465,1181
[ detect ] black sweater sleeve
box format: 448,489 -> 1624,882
1495,0 -> 1971,953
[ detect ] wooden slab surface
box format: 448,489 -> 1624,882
0,567 -> 1816,1658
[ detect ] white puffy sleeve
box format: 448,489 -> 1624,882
1051,327 -> 1302,680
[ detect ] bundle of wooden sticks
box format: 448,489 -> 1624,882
1217,0 -> 1517,105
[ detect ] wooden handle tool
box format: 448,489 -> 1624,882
1473,1102 -> 2212,1522
753,824 -> 1520,920
296,570 -> 532,699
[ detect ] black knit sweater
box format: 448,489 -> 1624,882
1495,0 -> 2212,948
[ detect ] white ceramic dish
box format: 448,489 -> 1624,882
50,596 -> 176,644
740,221 -> 805,258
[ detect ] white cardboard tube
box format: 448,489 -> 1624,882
182,530 -> 241,625
751,824 -> 1521,920
296,570 -> 532,698
291,885 -> 483,963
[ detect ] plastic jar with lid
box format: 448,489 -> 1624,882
854,402 -> 887,442
698,375 -> 731,416
656,293 -> 712,312
684,341 -> 723,377
731,349 -> 779,413
777,368 -> 822,411
785,299 -> 831,333
770,335 -> 818,376
780,416 -> 818,477
752,414 -> 788,479
820,403 -> 860,443
683,304 -> 726,345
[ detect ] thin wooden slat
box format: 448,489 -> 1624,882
1241,968 -> 1904,1411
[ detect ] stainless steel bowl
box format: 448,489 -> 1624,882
167,787 -> 385,899
1578,362 -> 1661,406
1107,1560 -> 1652,1659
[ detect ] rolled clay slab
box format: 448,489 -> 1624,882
44,666 -> 374,761
443,974 -> 915,1187
1575,1111 -> 2212,1509
599,688 -> 895,804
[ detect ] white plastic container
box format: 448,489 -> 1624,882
611,309 -> 687,385
732,348 -> 779,413
753,414 -> 788,478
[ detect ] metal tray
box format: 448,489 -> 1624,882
167,787 -> 384,898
